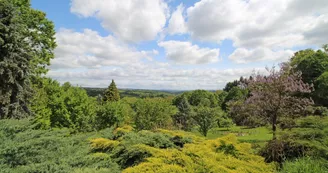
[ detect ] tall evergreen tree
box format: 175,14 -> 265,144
0,0 -> 32,118
0,0 -> 56,119
103,80 -> 120,102
172,96 -> 194,131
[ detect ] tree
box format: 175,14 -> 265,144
188,90 -> 218,107
216,110 -> 234,129
0,0 -> 56,119
315,71 -> 328,105
0,1 -> 32,119
193,106 -> 218,137
13,0 -> 56,77
239,65 -> 313,139
96,101 -> 131,130
222,86 -> 248,110
223,80 -> 238,92
215,90 -> 228,107
103,80 -> 120,102
134,98 -> 177,131
323,44 -> 328,53
290,48 -> 328,106
172,96 -> 195,131
32,79 -> 96,131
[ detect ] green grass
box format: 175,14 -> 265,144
192,126 -> 273,153
205,126 -> 272,142
279,157 -> 328,173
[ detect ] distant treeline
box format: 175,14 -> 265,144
83,88 -> 185,98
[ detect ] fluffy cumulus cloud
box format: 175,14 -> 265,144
158,41 -> 220,64
185,0 -> 328,49
168,3 -> 187,35
53,28 -> 155,69
47,0 -> 328,89
70,0 -> 169,42
229,48 -> 295,64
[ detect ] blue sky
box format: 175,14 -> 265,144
31,0 -> 328,90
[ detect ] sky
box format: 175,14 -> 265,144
31,0 -> 328,90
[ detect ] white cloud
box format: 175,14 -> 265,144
52,28 -> 155,69
50,0 -> 328,89
168,3 -> 187,35
158,40 -> 219,64
229,47 -> 294,64
186,0 -> 328,49
187,0 -> 247,42
70,0 -> 169,42
303,15 -> 328,45
48,65 -> 266,90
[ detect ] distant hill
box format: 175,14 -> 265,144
83,88 -> 184,98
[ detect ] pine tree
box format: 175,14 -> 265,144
172,96 -> 194,131
0,0 -> 32,118
103,80 -> 120,102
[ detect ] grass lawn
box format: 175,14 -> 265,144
193,126 -> 274,152
207,126 -> 273,141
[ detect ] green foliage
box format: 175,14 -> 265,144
120,134 -> 274,173
216,111 -> 234,129
223,80 -> 239,92
12,0 -> 56,76
291,49 -> 328,84
215,90 -> 228,107
0,119 -> 120,173
172,95 -> 195,131
133,98 -> 177,131
217,140 -> 239,157
260,116 -> 328,163
103,80 -> 120,102
290,48 -> 328,106
89,128 -> 274,172
1,119 -> 275,173
0,0 -> 56,119
279,157 -> 328,173
315,71 -> 328,106
95,101 -> 133,130
31,78 -> 96,131
0,0 -> 32,119
192,106 -> 218,136
222,86 -> 248,110
189,90 -> 218,107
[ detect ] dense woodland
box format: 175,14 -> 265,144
0,0 -> 328,173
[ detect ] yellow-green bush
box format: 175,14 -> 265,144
90,129 -> 274,173
90,138 -> 120,152
113,125 -> 134,138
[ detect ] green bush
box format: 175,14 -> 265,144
0,119 -> 120,173
260,116 -> 328,163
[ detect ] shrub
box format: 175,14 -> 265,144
122,134 -> 274,173
260,116 -> 328,163
0,119 -> 120,172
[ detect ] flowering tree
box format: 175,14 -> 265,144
241,64 -> 313,139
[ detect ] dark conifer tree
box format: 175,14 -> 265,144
0,1 -> 32,118
103,80 -> 120,102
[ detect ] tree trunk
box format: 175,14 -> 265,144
272,115 -> 277,140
